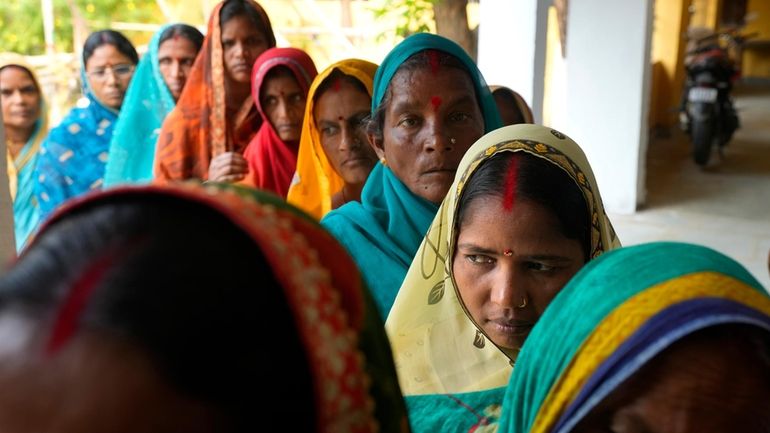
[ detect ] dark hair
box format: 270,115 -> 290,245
219,0 -> 276,47
0,195 -> 315,431
492,88 -> 527,125
313,69 -> 369,104
82,30 -> 139,66
456,151 -> 591,260
159,23 -> 204,52
366,49 -> 478,142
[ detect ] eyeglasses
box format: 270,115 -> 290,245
86,64 -> 135,82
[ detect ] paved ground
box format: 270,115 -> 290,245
609,81 -> 770,288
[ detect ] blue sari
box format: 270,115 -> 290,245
104,25 -> 175,187
34,71 -> 120,220
321,33 -> 502,319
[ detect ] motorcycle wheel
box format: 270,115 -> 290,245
692,120 -> 714,166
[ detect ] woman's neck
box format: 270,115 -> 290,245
4,125 -> 34,158
226,80 -> 251,112
342,183 -> 365,203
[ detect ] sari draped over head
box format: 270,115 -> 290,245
40,182 -> 411,433
489,85 -> 534,124
385,124 -> 620,432
0,54 -> 47,251
321,33 -> 502,319
241,47 -> 318,197
286,59 -> 378,219
33,61 -> 121,222
103,24 -> 177,187
153,0 -> 275,183
499,242 -> 770,433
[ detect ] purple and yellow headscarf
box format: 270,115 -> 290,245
499,241 -> 770,433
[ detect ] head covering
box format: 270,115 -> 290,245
0,54 -> 48,251
153,0 -> 276,182
321,33 -> 502,319
33,40 -> 131,223
34,182 -> 410,433
241,47 -> 317,197
500,242 -> 770,433
385,124 -> 620,431
286,59 -> 378,219
103,24 -> 178,187
489,85 -> 534,124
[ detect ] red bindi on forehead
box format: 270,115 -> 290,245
332,78 -> 342,92
430,95 -> 442,112
502,157 -> 519,212
338,116 -> 344,121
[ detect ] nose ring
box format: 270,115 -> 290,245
450,137 -> 456,144
516,296 -> 528,309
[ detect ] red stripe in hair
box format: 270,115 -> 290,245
502,156 -> 519,212
45,251 -> 119,356
427,50 -> 440,75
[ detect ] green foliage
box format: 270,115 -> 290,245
371,0 -> 437,41
0,0 -> 162,55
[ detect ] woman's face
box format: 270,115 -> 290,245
0,67 -> 40,132
158,37 -> 199,101
0,331 -> 224,433
260,72 -> 305,142
221,15 -> 269,84
374,66 -> 484,204
574,332 -> 770,433
314,79 -> 377,185
85,44 -> 135,110
452,195 -> 585,352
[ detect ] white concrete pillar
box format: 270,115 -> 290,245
561,0 -> 654,214
477,0 -> 550,124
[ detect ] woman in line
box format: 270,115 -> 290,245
500,242 -> 770,433
386,124 -> 619,432
321,33 -> 502,318
34,30 -> 138,220
0,183 -> 409,433
286,59 -> 379,219
208,47 -> 318,198
104,23 -> 203,187
490,85 -> 534,126
154,0 -> 275,182
0,55 -> 47,251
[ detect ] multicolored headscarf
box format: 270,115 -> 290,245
489,85 -> 534,124
321,33 -> 502,319
33,182 -> 411,433
103,24 -> 177,187
154,0 -> 275,182
286,59 -> 378,219
499,242 -> 770,433
33,47 -> 130,222
241,47 -> 317,197
0,54 -> 47,251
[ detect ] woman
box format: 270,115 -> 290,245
321,33 -> 502,318
490,85 -> 534,126
0,183 -> 410,433
499,242 -> 770,433
34,30 -> 138,220
386,124 -> 619,432
154,0 -> 275,183
208,47 -> 317,197
104,24 -> 203,187
0,54 -> 47,251
286,59 -> 379,219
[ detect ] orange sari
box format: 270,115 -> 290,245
153,0 -> 275,182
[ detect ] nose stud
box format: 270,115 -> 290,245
450,137 -> 456,144
516,296 -> 528,309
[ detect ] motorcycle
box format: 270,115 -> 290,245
680,29 -> 754,166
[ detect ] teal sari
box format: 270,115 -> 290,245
104,25 -> 176,187
321,33 -> 502,319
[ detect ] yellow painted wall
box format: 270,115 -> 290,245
743,0 -> 770,78
649,0 -> 691,128
690,0 -> 721,29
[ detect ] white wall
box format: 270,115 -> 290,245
560,0 -> 654,214
477,0 -> 550,123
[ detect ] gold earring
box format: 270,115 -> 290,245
380,157 -> 387,166
473,329 -> 485,348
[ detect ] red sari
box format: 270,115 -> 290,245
154,0 -> 275,182
241,48 -> 317,197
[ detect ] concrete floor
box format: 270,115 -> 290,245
608,81 -> 770,288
